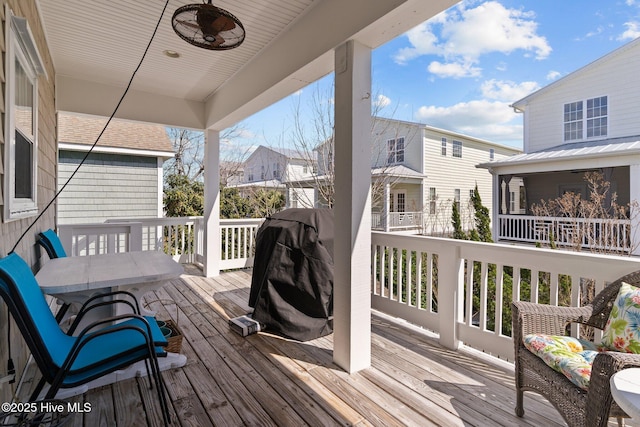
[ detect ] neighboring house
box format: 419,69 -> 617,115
478,37 -> 640,254
231,145 -> 316,208
57,113 -> 174,224
313,118 -> 521,234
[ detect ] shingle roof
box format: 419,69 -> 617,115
58,113 -> 174,153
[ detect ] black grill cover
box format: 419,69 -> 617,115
248,208 -> 334,341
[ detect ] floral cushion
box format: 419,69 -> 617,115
524,334 -> 600,390
601,282 -> 640,353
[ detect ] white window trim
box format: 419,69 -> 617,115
563,95 -> 608,142
4,10 -> 46,221
452,140 -> 463,158
387,137 -> 405,165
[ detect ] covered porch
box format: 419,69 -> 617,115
31,0 -> 462,376
478,139 -> 640,254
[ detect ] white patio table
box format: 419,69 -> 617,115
610,368 -> 640,421
35,250 -> 187,398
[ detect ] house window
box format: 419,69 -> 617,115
247,168 -> 254,182
396,192 -> 405,213
509,191 -> 516,212
564,101 -> 583,141
441,138 -> 447,156
290,192 -> 298,208
303,165 -> 308,174
564,96 -> 607,141
454,189 -> 460,210
469,189 -> 475,200
489,148 -> 495,161
260,165 -> 265,180
387,137 -> 405,164
4,13 -> 45,220
452,140 -> 462,158
272,162 -> 280,179
586,96 -> 607,138
429,187 -> 436,215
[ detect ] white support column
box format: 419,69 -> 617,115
491,172 -> 500,242
204,129 -> 222,277
333,40 -> 372,373
383,181 -> 390,232
630,164 -> 640,256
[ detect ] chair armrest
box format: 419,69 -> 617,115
586,351 -> 640,424
512,301 -> 593,344
67,291 -> 141,334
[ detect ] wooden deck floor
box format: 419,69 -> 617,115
21,266 -> 628,426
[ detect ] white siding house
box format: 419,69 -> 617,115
232,145 -> 316,208
479,37 -> 640,253
57,113 -> 174,224
373,118 -> 520,235
312,118 -> 520,234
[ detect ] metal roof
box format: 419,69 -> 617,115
477,136 -> 640,170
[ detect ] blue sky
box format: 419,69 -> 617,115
230,0 -> 640,153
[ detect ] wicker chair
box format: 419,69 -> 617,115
512,270 -> 640,427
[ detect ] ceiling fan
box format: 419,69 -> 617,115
172,0 -> 245,50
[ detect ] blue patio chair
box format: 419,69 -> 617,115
37,228 -> 67,259
0,252 -> 171,425
36,229 -> 71,322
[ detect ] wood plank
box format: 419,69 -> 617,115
112,378 -> 147,427
181,362 -> 245,427
82,386 -> 114,427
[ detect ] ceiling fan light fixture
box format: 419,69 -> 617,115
172,0 -> 245,51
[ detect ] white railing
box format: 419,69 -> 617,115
498,214 -> 632,253
371,211 -> 423,231
371,231 -> 640,361
220,219 -> 264,270
59,218 -> 640,361
58,222 -> 143,256
59,217 -> 263,268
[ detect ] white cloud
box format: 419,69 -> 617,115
428,61 -> 481,78
394,1 -> 551,79
546,70 -> 561,81
394,22 -> 442,64
480,79 -> 539,102
618,21 -> 640,41
373,94 -> 391,109
414,99 -> 522,144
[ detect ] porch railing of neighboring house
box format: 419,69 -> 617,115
497,214 -> 632,253
371,211 -> 423,231
58,218 -> 640,361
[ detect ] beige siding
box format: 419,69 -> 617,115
371,119 -> 422,172
0,0 -> 57,404
423,128 -> 518,235
57,151 -> 160,224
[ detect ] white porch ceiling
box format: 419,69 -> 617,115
36,0 -> 458,130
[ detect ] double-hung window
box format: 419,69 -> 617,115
387,137 -> 405,164
586,96 -> 607,138
452,140 -> 462,158
563,96 -> 607,141
441,138 -> 447,156
429,187 -> 436,215
4,13 -> 46,220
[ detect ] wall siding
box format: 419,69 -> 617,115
423,129 -> 518,235
0,0 -> 57,404
58,151 -> 160,224
524,42 -> 640,153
